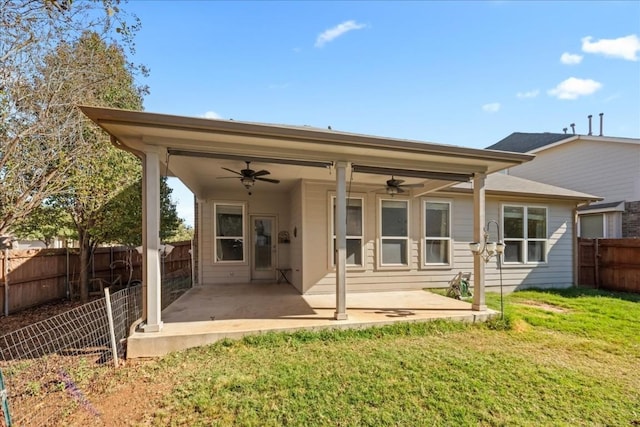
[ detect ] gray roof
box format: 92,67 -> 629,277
450,173 -> 601,202
576,201 -> 625,212
486,132 -> 571,152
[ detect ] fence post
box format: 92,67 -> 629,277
0,369 -> 12,426
3,249 -> 9,317
104,288 -> 119,368
594,239 -> 599,289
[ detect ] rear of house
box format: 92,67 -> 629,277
196,174 -> 597,294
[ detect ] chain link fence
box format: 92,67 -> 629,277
0,266 -> 190,426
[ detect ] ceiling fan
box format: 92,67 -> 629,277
218,161 -> 280,194
383,176 -> 424,196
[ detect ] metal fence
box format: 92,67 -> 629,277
0,267 -> 190,426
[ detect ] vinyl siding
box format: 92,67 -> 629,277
199,190 -> 291,285
197,180 -> 578,294
508,139 -> 640,203
301,183 -> 577,294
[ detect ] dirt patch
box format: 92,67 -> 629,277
517,300 -> 570,313
0,297 -> 101,336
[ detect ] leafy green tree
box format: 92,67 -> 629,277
11,204 -> 75,248
166,220 -> 195,243
0,0 -> 144,237
43,31 -> 148,301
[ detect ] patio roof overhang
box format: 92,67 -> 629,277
79,106 -> 535,198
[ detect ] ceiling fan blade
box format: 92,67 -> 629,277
399,183 -> 424,188
252,170 -> 271,177
256,177 -> 280,184
221,167 -> 242,175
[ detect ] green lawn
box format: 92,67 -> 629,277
126,287 -> 640,426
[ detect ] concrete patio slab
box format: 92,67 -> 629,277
127,283 -> 494,358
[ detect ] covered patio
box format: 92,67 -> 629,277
127,283 -> 493,358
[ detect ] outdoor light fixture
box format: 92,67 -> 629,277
241,177 -> 255,190
469,220 -> 505,318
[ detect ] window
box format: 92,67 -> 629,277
579,214 -> 604,238
214,203 -> 245,262
424,200 -> 451,265
380,199 -> 409,266
503,205 -> 547,264
331,197 -> 364,267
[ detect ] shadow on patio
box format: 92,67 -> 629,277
127,282 -> 494,358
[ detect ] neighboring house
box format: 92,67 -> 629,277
80,106 -> 597,335
488,132 -> 640,239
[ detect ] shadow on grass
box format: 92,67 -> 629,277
517,286 -> 640,304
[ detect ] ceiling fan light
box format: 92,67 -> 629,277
386,186 -> 398,195
241,177 -> 254,189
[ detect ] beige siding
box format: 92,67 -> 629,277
200,190 -> 292,285
508,139 -> 640,203
301,183 -> 577,294
288,181 -> 303,292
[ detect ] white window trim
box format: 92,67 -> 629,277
377,197 -> 410,270
422,198 -> 453,269
501,203 -> 548,265
213,202 -> 247,264
328,193 -> 366,270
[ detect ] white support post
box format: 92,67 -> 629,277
142,150 -> 163,332
334,161 -> 348,320
472,172 -> 487,311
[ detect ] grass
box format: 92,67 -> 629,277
118,287 -> 640,426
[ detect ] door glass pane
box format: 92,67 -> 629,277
528,208 -> 547,239
580,214 -> 604,238
382,239 -> 407,264
382,200 -> 408,237
254,219 -> 272,270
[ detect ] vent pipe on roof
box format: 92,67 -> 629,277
563,127 -> 568,134
599,113 -> 604,136
588,115 -> 593,135
570,123 -> 576,135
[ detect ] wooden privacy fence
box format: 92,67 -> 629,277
578,238 -> 640,293
0,241 -> 192,315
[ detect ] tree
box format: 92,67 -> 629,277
41,31 -> 150,301
0,0 -> 144,237
11,203 -> 74,247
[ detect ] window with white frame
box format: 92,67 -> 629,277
331,197 -> 364,267
579,214 -> 605,238
424,200 -> 451,265
214,203 -> 245,262
380,199 -> 409,266
503,205 -> 547,264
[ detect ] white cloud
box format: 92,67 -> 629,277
202,111 -> 221,119
560,52 -> 583,65
482,102 -> 501,113
516,89 -> 540,99
581,34 -> 640,61
315,20 -> 366,48
547,77 -> 602,100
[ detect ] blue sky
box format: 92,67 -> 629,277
124,1 -> 640,226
